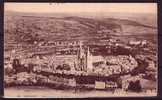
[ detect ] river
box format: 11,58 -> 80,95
4,86 -> 156,98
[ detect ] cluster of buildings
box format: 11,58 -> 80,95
128,40 -> 147,46
4,38 -> 157,92
4,39 -> 140,77
38,40 -> 80,47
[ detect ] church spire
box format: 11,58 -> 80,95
87,46 -> 93,71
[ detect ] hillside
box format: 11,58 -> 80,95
4,11 -> 157,45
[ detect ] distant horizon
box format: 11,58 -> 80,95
5,3 -> 157,14
5,10 -> 156,15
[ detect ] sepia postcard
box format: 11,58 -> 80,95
4,3 -> 158,98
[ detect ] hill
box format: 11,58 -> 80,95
4,11 -> 157,45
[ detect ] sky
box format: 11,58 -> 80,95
5,3 -> 157,14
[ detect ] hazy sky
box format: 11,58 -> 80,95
5,3 -> 157,14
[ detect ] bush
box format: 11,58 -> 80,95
127,80 -> 142,92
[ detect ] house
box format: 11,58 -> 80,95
129,40 -> 141,45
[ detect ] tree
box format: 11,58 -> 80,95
127,80 -> 142,92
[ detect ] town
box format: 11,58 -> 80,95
4,38 -> 157,93
4,10 -> 157,96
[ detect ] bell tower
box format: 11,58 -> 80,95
77,41 -> 93,71
86,47 -> 93,71
77,41 -> 86,71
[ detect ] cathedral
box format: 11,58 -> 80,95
77,41 -> 93,72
